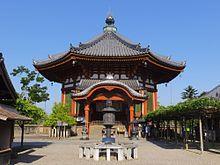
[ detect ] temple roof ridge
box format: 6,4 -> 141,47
71,33 -> 146,57
149,51 -> 186,67
71,31 -> 147,53
73,79 -> 146,99
77,79 -> 141,91
33,51 -> 69,65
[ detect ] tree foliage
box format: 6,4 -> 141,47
44,103 -> 76,127
11,65 -> 49,103
16,98 -> 47,124
181,85 -> 198,100
145,97 -> 220,121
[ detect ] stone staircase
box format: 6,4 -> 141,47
89,125 -> 105,139
89,123 -> 127,140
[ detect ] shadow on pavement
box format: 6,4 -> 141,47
11,141 -> 52,164
148,139 -> 183,149
148,139 -> 201,150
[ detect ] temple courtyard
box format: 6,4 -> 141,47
11,135 -> 220,165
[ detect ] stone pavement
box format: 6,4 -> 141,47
11,135 -> 220,165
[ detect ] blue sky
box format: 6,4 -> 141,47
0,0 -> 220,113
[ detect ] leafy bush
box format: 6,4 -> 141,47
16,98 -> 47,124
44,103 -> 76,127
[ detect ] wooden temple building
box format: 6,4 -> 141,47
34,15 -> 185,136
0,53 -> 31,164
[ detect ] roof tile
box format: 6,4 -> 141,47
77,79 -> 141,90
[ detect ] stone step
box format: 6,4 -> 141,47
90,125 -> 104,139
90,121 -> 126,125
89,124 -> 127,139
77,124 -> 127,139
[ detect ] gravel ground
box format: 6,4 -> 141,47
11,135 -> 220,165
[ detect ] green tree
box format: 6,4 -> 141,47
11,65 -> 49,103
16,98 -> 47,124
44,103 -> 76,127
181,85 -> 198,100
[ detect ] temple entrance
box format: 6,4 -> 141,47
90,101 -> 129,125
72,82 -> 147,137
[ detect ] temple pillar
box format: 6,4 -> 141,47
61,90 -> 66,105
71,98 -> 76,116
153,91 -> 158,111
129,104 -> 134,136
84,104 -> 90,137
155,92 -> 158,109
141,90 -> 144,115
143,99 -> 148,116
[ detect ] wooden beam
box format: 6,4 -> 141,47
84,104 -> 90,137
20,122 -> 24,147
61,90 -> 66,104
129,104 -> 135,137
143,99 -> 148,116
174,120 -> 178,145
152,91 -> 158,111
71,99 -> 76,116
199,115 -> 204,153
184,117 -> 188,150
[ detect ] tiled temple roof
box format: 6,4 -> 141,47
0,103 -> 32,121
34,51 -> 69,66
34,30 -> 185,68
73,80 -> 146,99
0,53 -> 31,121
77,79 -> 141,90
71,31 -> 147,57
34,16 -> 185,68
202,85 -> 220,100
0,53 -> 17,101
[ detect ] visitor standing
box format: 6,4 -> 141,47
145,125 -> 150,140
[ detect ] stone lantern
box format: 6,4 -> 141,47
130,118 -> 139,140
102,100 -> 116,144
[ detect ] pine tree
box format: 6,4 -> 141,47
181,85 -> 198,100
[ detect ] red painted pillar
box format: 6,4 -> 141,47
61,90 -> 66,105
129,104 -> 134,136
84,104 -> 90,137
155,92 -> 158,110
152,92 -> 155,111
71,98 -> 76,116
153,92 -> 158,111
143,99 -> 148,115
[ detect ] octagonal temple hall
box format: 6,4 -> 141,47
33,15 -> 186,136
